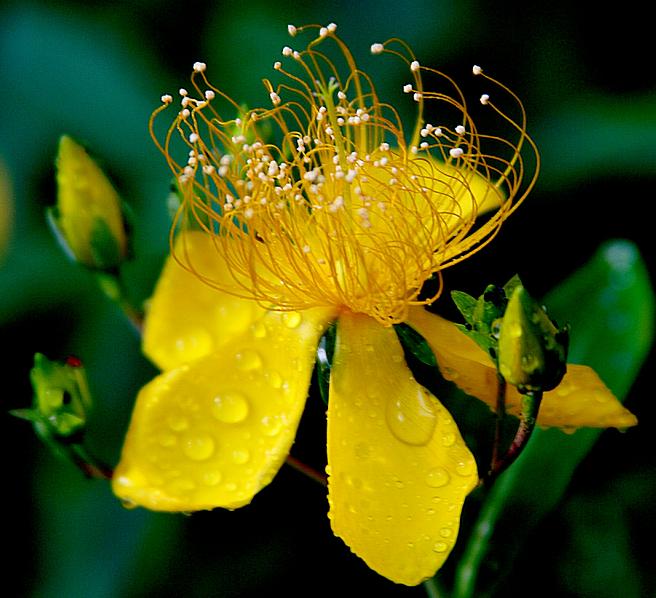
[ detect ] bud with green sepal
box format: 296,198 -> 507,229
497,285 -> 569,393
49,135 -> 130,271
452,276 -> 571,480
12,353 -> 112,479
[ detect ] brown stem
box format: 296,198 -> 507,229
285,454 -> 327,487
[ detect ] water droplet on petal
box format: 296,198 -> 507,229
440,527 -> 453,538
261,415 -> 283,437
441,432 -> 456,447
282,311 -> 302,328
158,433 -> 177,447
455,459 -> 475,477
235,349 -> 263,371
433,541 -> 448,553
182,433 -> 216,461
167,414 -> 189,432
425,466 -> 450,488
386,387 -> 437,446
267,370 -> 283,389
174,329 -> 213,361
212,392 -> 250,423
202,471 -> 223,486
251,320 -> 267,338
121,499 -> 138,510
231,448 -> 250,464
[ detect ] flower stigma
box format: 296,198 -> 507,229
151,24 -> 538,326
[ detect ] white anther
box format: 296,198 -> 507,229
181,96 -> 190,108
380,156 -> 388,166
193,61 -> 207,73
319,27 -> 328,37
282,46 -> 293,57
420,142 -> 429,149
389,177 -> 398,185
219,165 -> 229,177
370,43 -> 384,55
293,51 -> 300,60
345,169 -> 357,183
189,133 -> 199,143
302,245 -> 311,253
179,88 -> 188,96
420,128 -> 429,137
327,23 -> 337,32
325,127 -> 334,136
204,90 -> 215,101
270,91 -> 281,105
161,94 -> 173,104
337,91 -> 346,100
288,24 -> 297,36
410,60 -> 420,72
480,93 -> 490,105
244,208 -> 254,219
274,61 -> 282,70
455,125 -> 466,135
413,92 -> 422,102
472,65 -> 483,75
380,143 -> 390,152
403,84 -> 413,93
202,165 -> 215,175
449,147 -> 464,158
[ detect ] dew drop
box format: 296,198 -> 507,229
261,415 -> 283,437
432,541 -> 448,553
182,433 -> 216,461
441,432 -> 456,447
212,392 -> 250,423
386,387 -> 437,446
425,466 -> 450,488
235,349 -> 263,371
121,499 -> 138,510
455,459 -> 475,477
158,433 -> 177,447
267,370 -> 283,389
282,311 -> 302,328
231,448 -> 251,464
251,320 -> 267,338
202,471 -> 223,486
167,413 -> 189,432
440,527 -> 453,538
174,329 -> 213,361
225,482 -> 237,492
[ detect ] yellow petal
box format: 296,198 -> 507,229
113,306 -> 336,511
406,307 -> 637,430
143,231 -> 268,370
327,313 -> 478,585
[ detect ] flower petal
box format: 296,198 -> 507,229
113,306 -> 336,511
327,313 -> 478,585
406,307 -> 637,430
143,231 -> 268,370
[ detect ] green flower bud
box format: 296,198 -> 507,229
50,135 -> 128,270
13,353 -> 92,441
497,286 -> 569,392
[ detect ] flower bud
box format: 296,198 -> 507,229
51,135 -> 128,270
497,286 -> 569,392
13,353 -> 92,440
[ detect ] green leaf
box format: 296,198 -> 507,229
453,239 -> 655,598
395,322 -> 438,368
315,322 -> 337,405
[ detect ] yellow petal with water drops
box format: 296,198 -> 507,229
113,306 -> 336,511
327,313 -> 478,586
143,231 -> 269,371
406,307 -> 637,430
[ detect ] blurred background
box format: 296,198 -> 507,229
1,1 -> 654,596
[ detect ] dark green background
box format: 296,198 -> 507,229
1,1 -> 654,596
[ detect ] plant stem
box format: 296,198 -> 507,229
423,576 -> 448,598
285,455 -> 327,487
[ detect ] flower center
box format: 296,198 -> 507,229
152,24 -> 538,325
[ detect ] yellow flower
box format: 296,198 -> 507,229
112,24 -> 637,585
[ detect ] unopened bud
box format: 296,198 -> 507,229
497,286 -> 569,392
51,136 -> 129,270
13,353 -> 92,440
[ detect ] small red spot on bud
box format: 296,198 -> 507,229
66,356 -> 82,368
